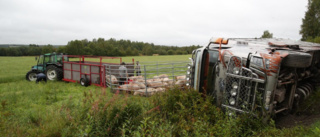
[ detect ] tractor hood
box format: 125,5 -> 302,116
32,65 -> 44,71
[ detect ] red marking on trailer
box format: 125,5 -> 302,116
260,52 -> 288,76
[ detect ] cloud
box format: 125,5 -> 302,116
0,0 -> 308,46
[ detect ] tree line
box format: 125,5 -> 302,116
0,44 -> 56,56
300,0 -> 320,43
0,38 -> 201,56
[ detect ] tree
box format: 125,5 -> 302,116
261,30 -> 273,38
0,48 -> 7,56
168,50 -> 175,55
41,45 -> 55,54
65,40 -> 84,55
300,0 -> 320,41
125,47 -> 133,56
132,48 -> 139,56
0,37 -> 203,56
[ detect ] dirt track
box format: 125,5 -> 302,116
275,113 -> 320,128
275,98 -> 320,128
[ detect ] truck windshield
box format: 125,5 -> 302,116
38,55 -> 44,65
193,50 -> 202,89
199,50 -> 219,94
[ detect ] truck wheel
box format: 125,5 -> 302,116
282,51 -> 312,68
26,71 -> 38,81
80,78 -> 90,87
46,65 -> 63,81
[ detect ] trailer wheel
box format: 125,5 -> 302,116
46,65 -> 63,81
80,78 -> 90,87
282,51 -> 312,68
26,71 -> 38,81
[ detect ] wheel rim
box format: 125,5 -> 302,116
80,79 -> 85,86
47,69 -> 56,80
29,73 -> 37,81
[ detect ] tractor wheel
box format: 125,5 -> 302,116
46,65 -> 63,81
282,51 -> 312,68
26,71 -> 38,81
80,77 -> 90,87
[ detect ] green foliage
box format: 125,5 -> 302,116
306,36 -> 320,44
297,87 -> 320,115
0,38 -> 201,56
261,30 -> 273,38
0,44 -> 56,56
65,38 -> 198,56
300,0 -> 320,41
62,90 -> 150,136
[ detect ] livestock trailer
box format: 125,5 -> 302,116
62,55 -> 134,87
105,61 -> 189,96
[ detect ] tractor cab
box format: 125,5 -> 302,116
32,53 -> 64,72
26,53 -> 66,81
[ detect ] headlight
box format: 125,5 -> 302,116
232,82 -> 238,89
233,67 -> 240,75
229,98 -> 236,105
265,59 -> 270,69
231,89 -> 237,96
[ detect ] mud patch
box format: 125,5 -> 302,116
275,90 -> 320,128
275,113 -> 320,128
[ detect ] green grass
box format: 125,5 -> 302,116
0,55 -> 189,136
0,55 -> 320,136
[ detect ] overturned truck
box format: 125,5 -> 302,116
187,38 -> 320,117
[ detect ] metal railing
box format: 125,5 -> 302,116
105,61 -> 189,96
223,56 -> 265,112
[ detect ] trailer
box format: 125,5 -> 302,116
62,55 -> 134,87
105,61 -> 189,96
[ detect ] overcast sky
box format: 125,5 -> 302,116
0,0 -> 308,46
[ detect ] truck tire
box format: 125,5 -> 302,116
26,71 -> 38,81
46,65 -> 63,81
282,51 -> 312,68
80,77 -> 90,87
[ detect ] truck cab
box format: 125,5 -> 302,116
187,38 -> 320,117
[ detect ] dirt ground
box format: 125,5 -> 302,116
275,113 -> 320,128
275,100 -> 320,128
274,84 -> 320,128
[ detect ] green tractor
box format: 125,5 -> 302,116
26,52 -> 66,81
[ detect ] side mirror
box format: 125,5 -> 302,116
188,58 -> 194,66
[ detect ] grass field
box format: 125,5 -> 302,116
1,55 -> 320,136
0,55 -> 189,136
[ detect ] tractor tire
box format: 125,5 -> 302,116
46,65 -> 63,81
282,51 -> 312,68
26,71 -> 38,81
80,77 -> 90,87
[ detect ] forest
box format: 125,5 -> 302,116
0,38 -> 201,56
